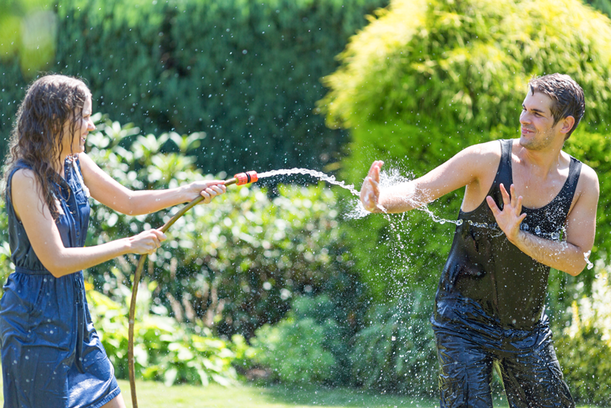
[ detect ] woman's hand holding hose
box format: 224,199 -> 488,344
128,229 -> 167,255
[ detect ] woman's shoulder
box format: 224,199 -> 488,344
11,167 -> 38,190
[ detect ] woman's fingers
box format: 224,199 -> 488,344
132,229 -> 166,255
199,184 -> 226,203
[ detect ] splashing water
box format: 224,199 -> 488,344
343,168 -> 461,226
257,168 -> 359,196
584,250 -> 594,270
258,167 -> 459,226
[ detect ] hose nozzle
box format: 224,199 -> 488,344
225,170 -> 258,186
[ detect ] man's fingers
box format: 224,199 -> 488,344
509,184 -> 519,207
499,183 -> 511,204
486,196 -> 500,215
367,160 -> 383,180
360,176 -> 381,212
515,194 -> 523,214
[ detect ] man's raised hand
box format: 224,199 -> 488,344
360,160 -> 385,213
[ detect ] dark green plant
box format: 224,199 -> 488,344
349,291 -> 437,397
585,0 -> 611,17
289,294 -> 366,385
84,115 -> 362,342
0,0 -> 388,175
86,279 -> 242,386
251,295 -> 342,385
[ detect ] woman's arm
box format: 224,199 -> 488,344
12,169 -> 166,278
78,153 -> 226,215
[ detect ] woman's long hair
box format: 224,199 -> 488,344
3,74 -> 91,219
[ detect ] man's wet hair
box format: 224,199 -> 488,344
529,73 -> 585,139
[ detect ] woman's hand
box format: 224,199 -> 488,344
128,229 -> 167,255
187,180 -> 226,204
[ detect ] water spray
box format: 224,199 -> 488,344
128,171 -> 257,408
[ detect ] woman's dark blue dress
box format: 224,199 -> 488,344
0,157 -> 121,408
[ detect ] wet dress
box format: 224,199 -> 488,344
0,158 -> 120,408
431,139 -> 579,408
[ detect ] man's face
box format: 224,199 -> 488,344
519,91 -> 563,151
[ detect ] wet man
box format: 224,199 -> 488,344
360,73 -> 599,407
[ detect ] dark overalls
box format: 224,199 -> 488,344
432,139 -> 579,408
0,157 -> 120,408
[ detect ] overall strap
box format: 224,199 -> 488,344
555,157 -> 582,214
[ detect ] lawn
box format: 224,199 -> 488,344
0,376 -> 600,407
117,380 -> 600,408
118,379 -> 441,408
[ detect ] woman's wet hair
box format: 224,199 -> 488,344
3,74 -> 91,218
529,73 -> 585,140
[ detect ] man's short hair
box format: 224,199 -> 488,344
529,73 -> 585,139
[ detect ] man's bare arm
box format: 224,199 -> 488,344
360,142 -> 500,214
487,168 -> 599,276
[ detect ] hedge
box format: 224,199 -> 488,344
0,0 -> 388,175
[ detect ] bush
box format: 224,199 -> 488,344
350,291 -> 437,397
86,279 -> 242,386
555,260 -> 611,406
250,295 -> 345,385
83,115 -> 362,342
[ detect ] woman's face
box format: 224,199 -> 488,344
61,95 -> 95,156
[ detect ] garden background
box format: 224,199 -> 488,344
2,0 -> 611,406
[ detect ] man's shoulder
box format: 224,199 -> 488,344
578,161 -> 600,189
460,140 -> 503,165
562,150 -> 599,182
561,151 -> 600,198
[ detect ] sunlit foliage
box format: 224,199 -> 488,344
556,259 -> 611,405
319,0 -> 611,299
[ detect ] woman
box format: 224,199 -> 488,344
0,74 -> 226,408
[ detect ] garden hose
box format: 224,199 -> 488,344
128,171 -> 258,408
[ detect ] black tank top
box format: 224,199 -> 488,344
433,139 -> 582,330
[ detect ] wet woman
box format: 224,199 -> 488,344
0,74 -> 226,408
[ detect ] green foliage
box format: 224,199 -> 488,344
585,0 -> 611,17
555,259 -> 611,406
86,280 -> 242,386
251,296 -> 340,385
0,0 -> 388,175
84,115 -> 362,342
349,292 -> 437,397
319,0 -> 611,299
320,0 -> 611,131
0,0 -> 57,75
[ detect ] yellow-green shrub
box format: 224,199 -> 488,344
556,260 -> 611,406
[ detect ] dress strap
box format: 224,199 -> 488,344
67,155 -> 90,197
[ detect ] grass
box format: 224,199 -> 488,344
117,380 -> 600,408
118,380 -> 442,408
0,377 -> 599,407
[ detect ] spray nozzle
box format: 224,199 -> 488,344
225,171 -> 258,186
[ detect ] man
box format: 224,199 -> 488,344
360,73 -> 599,407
